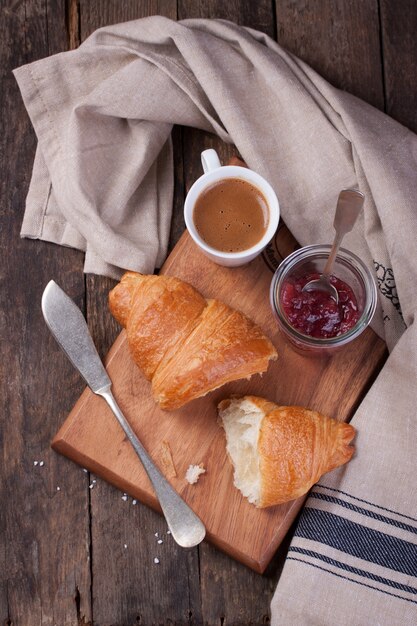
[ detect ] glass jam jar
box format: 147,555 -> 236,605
270,244 -> 378,354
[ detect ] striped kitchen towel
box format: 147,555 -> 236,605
13,16 -> 417,624
289,489 -> 417,605
271,320 -> 417,625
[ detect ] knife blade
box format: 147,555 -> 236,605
42,280 -> 111,394
41,280 -> 206,548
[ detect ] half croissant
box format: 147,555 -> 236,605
109,273 -> 277,410
218,395 -> 355,507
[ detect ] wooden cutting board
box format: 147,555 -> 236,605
52,224 -> 387,573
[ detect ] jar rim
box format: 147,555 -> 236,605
269,244 -> 378,346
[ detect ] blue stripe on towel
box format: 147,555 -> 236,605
287,557 -> 417,605
294,508 -> 417,576
316,484 -> 417,523
309,492 -> 417,535
289,547 -> 417,595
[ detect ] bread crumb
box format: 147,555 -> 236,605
154,557 -> 160,564
185,464 -> 206,485
160,440 -> 177,478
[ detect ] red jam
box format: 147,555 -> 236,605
281,273 -> 360,339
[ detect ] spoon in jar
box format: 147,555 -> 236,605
302,189 -> 365,304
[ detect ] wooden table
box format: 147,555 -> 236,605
2,2 -> 416,624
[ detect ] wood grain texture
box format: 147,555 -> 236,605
168,126 -> 187,252
179,136 -> 287,625
380,0 -> 417,132
169,1 -> 279,621
86,275 -> 204,626
5,0 -> 410,624
276,0 -> 385,110
1,2 -> 91,625
53,229 -> 387,561
178,0 -> 276,36
175,2 -> 385,623
80,0 -> 178,40
78,2 -> 200,625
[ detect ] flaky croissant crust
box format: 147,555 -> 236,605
109,273 -> 277,410
247,397 -> 355,507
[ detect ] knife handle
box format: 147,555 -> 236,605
98,388 -> 206,548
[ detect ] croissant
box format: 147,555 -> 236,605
218,396 -> 355,507
109,273 -> 277,410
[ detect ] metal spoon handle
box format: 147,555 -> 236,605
322,231 -> 344,278
322,188 -> 364,277
99,389 -> 205,548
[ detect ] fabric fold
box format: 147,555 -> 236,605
14,16 -> 417,624
271,322 -> 417,626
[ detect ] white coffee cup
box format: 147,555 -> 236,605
184,149 -> 280,267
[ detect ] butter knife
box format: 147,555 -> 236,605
42,280 -> 206,548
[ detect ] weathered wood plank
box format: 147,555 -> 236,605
168,125 -> 186,252
178,131 -> 284,625
85,275 -> 203,626
276,0 -> 384,110
177,1 -> 387,623
80,0 -> 179,40
80,3 -> 204,625
1,0 -> 66,75
178,0 -> 275,35
177,2 -> 278,623
379,0 -> 417,133
1,1 -> 91,624
3,0 -> 408,624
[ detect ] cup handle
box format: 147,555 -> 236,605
201,149 -> 222,174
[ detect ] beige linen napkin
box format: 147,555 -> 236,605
14,17 -> 417,624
